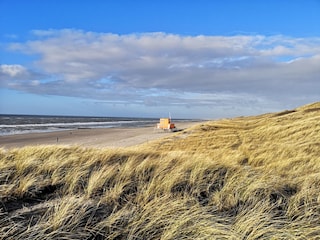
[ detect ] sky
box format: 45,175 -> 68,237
0,0 -> 320,119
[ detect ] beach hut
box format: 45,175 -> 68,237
156,118 -> 176,131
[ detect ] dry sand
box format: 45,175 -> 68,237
0,121 -> 201,149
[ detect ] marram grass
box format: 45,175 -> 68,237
0,102 -> 319,239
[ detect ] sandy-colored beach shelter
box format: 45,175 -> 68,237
156,118 -> 176,131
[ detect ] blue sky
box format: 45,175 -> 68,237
1,0 -> 320,118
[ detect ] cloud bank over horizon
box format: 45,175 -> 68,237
1,29 -> 320,118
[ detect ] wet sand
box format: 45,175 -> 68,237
0,121 -> 201,149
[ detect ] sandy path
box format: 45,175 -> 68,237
0,121 -> 201,149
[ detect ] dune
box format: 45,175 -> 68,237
0,102 -> 319,239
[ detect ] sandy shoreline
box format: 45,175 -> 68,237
0,121 -> 201,149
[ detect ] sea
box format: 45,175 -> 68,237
0,114 -> 161,136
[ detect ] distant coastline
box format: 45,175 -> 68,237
0,114 -> 198,136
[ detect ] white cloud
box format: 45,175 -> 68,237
0,64 -> 46,84
3,30 -> 320,117
0,64 -> 28,78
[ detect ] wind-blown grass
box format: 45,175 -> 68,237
0,102 -> 319,239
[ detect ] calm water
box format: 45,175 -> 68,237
0,114 -> 159,136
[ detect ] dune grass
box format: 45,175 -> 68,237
0,102 -> 319,239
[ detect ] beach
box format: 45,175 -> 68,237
0,121 -> 200,149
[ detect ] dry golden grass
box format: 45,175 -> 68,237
0,102 -> 319,239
